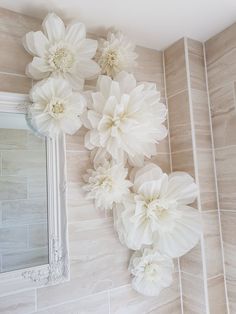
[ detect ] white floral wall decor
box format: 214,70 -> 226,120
129,248 -> 174,296
23,13 -> 202,298
82,71 -> 168,167
96,29 -> 138,77
83,159 -> 132,211
23,13 -> 100,91
28,77 -> 85,137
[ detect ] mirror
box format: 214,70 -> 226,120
0,112 -> 49,273
0,92 -> 69,293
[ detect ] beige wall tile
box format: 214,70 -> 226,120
208,275 -> 227,314
197,149 -> 218,210
67,182 -> 105,222
66,127 -> 87,152
202,212 -> 223,277
36,291 -> 109,314
180,243 -> 203,277
207,48 -> 236,91
168,91 -> 190,126
215,146 -> 236,210
0,72 -> 32,94
134,47 -> 165,96
149,298 -> 181,314
66,151 -> 91,183
187,38 -> 204,57
0,176 -> 27,201
110,274 -> 180,314
205,22 -> 236,65
0,290 -> 35,314
164,39 -> 187,97
189,53 -> 206,91
171,150 -> 195,178
192,89 -> 212,150
227,280 -> 236,313
181,272 -> 206,313
150,153 -> 170,173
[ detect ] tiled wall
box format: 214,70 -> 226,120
164,38 -> 227,314
205,23 -> 236,313
0,127 -> 48,273
0,8 -> 181,314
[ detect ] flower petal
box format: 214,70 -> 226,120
42,13 -> 65,43
77,39 -> 98,59
26,57 -> 51,80
65,21 -> 86,46
76,59 -> 100,79
23,31 -> 49,57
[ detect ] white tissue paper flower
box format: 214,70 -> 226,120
82,71 -> 167,167
129,248 -> 174,296
96,29 -> 138,77
29,77 -> 85,137
115,163 -> 201,257
23,13 -> 100,91
83,160 -> 132,210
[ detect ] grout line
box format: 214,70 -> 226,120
0,71 -> 28,78
162,50 -> 184,314
184,37 -> 210,314
35,288 -> 37,312
167,88 -> 188,100
203,42 -> 230,314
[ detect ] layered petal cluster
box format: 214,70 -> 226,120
129,248 -> 174,296
115,163 -> 201,257
23,13 -> 100,91
83,72 -> 167,167
96,30 -> 138,77
29,78 -> 85,137
83,160 -> 132,210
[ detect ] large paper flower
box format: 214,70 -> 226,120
29,78 -> 85,137
96,30 -> 138,77
23,13 -> 100,91
83,72 -> 167,167
115,163 -> 201,257
83,160 -> 132,210
129,248 -> 174,296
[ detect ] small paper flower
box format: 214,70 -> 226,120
116,163 -> 201,257
96,30 -> 138,77
29,77 -> 85,137
83,160 -> 132,210
129,248 -> 174,296
23,13 -> 100,91
83,72 -> 167,167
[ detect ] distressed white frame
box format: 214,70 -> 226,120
0,92 -> 69,295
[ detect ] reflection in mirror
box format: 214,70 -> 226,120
0,112 -> 48,273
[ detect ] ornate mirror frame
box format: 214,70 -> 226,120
0,92 -> 69,295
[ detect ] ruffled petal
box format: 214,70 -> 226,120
42,13 -> 65,43
115,71 -> 136,94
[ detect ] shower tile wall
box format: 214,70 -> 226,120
164,38 -> 227,314
0,128 -> 48,273
0,8 -> 181,314
205,23 -> 236,313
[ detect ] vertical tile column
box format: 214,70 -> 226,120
205,23 -> 236,313
164,38 -> 228,314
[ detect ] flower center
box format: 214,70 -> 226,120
47,98 -> 65,119
104,49 -> 119,67
98,176 -> 113,191
49,47 -> 74,72
144,263 -> 159,281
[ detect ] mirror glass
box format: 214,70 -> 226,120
0,112 -> 49,273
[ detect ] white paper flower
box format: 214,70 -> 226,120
83,160 -> 132,210
96,30 -> 138,77
129,248 -> 174,296
116,163 -> 201,257
83,71 -> 167,167
29,77 -> 85,137
23,13 -> 100,91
